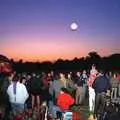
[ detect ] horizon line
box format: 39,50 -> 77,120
5,52 -> 120,63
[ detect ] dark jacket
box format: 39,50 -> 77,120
92,75 -> 110,93
27,77 -> 43,95
75,76 -> 84,87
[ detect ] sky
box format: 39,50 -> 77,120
0,0 -> 120,62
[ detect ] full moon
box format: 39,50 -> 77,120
70,22 -> 78,30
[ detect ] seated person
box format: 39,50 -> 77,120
48,88 -> 75,119
57,87 -> 75,111
57,87 -> 75,119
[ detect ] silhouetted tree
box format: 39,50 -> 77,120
86,51 -> 102,69
1,52 -> 120,73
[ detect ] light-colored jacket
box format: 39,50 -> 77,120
7,82 -> 29,104
49,80 -> 65,98
110,77 -> 119,88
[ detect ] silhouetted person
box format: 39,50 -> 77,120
92,70 -> 110,119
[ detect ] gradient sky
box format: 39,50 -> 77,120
0,0 -> 120,62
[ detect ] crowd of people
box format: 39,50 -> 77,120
0,63 -> 120,120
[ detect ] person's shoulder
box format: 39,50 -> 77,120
18,82 -> 26,87
95,75 -> 103,82
52,79 -> 57,84
64,92 -> 72,97
7,83 -> 13,90
95,75 -> 101,79
101,75 -> 109,82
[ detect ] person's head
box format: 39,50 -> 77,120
76,72 -> 81,77
98,69 -> 105,75
7,72 -> 15,81
108,71 -> 112,76
47,72 -> 51,77
67,73 -> 71,79
60,87 -> 68,94
83,70 -> 87,74
50,70 -> 54,76
32,73 -> 36,77
92,64 -> 96,69
12,74 -> 19,82
113,73 -> 117,78
59,73 -> 65,79
27,74 -> 32,80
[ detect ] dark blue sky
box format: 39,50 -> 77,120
0,0 -> 120,61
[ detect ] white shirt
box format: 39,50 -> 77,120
7,81 -> 29,104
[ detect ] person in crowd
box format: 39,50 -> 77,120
27,73 -> 43,109
109,73 -> 119,100
92,70 -> 110,120
0,72 -> 14,120
57,87 -> 75,111
66,73 -> 76,97
106,71 -> 112,79
41,72 -> 52,104
48,73 -> 68,119
48,97 -> 62,119
48,87 -> 75,119
87,64 -> 98,119
49,73 -> 67,104
57,87 -> 75,120
81,70 -> 88,85
80,70 -> 88,101
50,70 -> 55,81
116,73 -> 120,97
0,60 -> 13,120
7,74 -> 29,117
42,72 -> 52,89
75,71 -> 85,105
20,76 -> 27,85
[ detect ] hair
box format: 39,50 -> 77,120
12,74 -> 19,82
98,69 -> 105,75
60,87 -> 69,93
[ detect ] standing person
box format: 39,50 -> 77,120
0,60 -> 13,120
27,73 -> 43,109
75,72 -> 85,105
0,72 -> 14,120
66,73 -> 76,97
92,70 -> 110,120
81,70 -> 88,86
87,64 -> 98,119
116,73 -> 120,97
81,70 -> 88,102
48,73 -> 67,118
49,73 -> 67,104
48,73 -> 67,119
25,74 -> 32,109
109,73 -> 119,100
7,74 -> 29,117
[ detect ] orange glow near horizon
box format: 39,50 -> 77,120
1,40 -> 86,62
0,0 -> 120,62
1,35 -> 119,62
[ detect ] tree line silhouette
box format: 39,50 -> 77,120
1,51 -> 120,73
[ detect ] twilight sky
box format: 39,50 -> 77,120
0,0 -> 120,62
